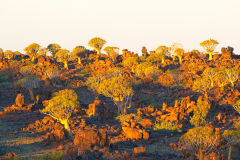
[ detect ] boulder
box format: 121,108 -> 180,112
133,146 -> 146,154
1,152 -> 17,159
74,128 -> 109,150
46,123 -> 65,143
15,93 -> 24,107
122,127 -> 143,140
139,118 -> 153,128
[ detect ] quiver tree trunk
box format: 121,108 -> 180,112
78,57 -> 82,65
208,52 -> 213,61
31,55 -> 36,62
60,119 -> 70,133
161,56 -> 165,64
178,55 -> 182,64
96,49 -> 101,55
27,87 -> 35,101
123,94 -> 133,115
228,145 -> 232,160
64,61 -> 68,70
115,101 -> 124,115
198,148 -> 204,160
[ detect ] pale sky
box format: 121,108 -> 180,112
0,0 -> 240,54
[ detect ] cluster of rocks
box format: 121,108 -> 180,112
121,117 -> 149,140
87,99 -> 116,120
157,97 -> 195,124
136,97 -> 196,129
73,127 -> 109,150
0,93 -> 37,115
22,116 -> 55,133
22,116 -> 67,143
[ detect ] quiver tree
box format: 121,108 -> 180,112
4,50 -> 15,60
174,48 -> 185,64
215,67 -> 229,89
122,57 -> 139,72
41,89 -> 79,133
190,96 -> 211,127
155,46 -> 169,64
55,49 -> 70,69
86,76 -> 102,97
103,46 -> 119,63
19,63 -> 35,76
88,37 -> 106,55
0,48 -> 4,61
200,39 -> 219,61
146,52 -> 163,67
202,67 -> 217,87
134,62 -> 162,82
193,77 -> 212,98
169,43 -> 183,60
44,67 -> 61,87
180,126 -> 219,160
47,43 -> 61,57
24,43 -> 41,62
15,75 -> 40,101
225,68 -> 239,87
38,48 -> 50,56
71,46 -> 86,65
98,76 -> 133,115
222,123 -> 240,160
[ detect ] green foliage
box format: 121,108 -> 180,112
122,57 -> 139,70
45,67 -> 60,79
180,126 -> 219,159
47,43 -> 61,57
98,76 -> 133,102
15,75 -> 40,89
115,113 -> 142,123
42,89 -> 79,121
202,67 -> 217,87
200,38 -> 219,53
41,89 -> 79,132
140,94 -> 159,107
23,151 -> 63,160
79,68 -> 91,74
233,100 -> 240,114
153,121 -> 182,133
0,72 -> 10,88
20,63 -> 35,76
192,77 -> 211,97
134,62 -> 162,81
55,49 -> 70,62
190,96 -> 210,127
222,129 -> 240,144
225,68 -> 239,87
88,37 -> 107,54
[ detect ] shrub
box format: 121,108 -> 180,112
0,72 -> 10,88
15,75 -> 40,101
153,121 -> 182,133
190,96 -> 210,127
116,113 -> 142,123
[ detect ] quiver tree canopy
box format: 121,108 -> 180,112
200,38 -> 219,61
24,43 -> 41,62
41,89 -> 79,133
88,37 -> 106,55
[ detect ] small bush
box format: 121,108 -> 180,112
115,113 -> 142,123
190,96 -> 210,127
0,72 -> 10,88
153,121 -> 182,133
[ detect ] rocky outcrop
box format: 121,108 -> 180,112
74,128 -> 109,150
